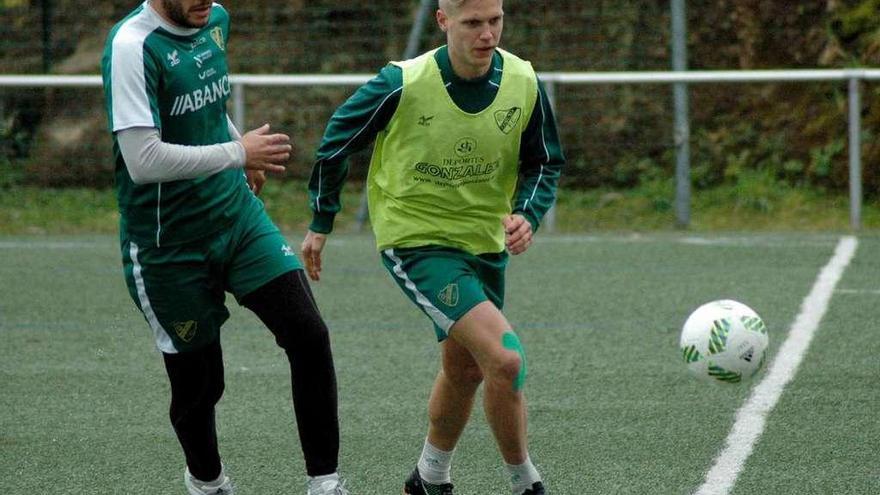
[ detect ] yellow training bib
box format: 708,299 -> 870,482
367,48 -> 538,254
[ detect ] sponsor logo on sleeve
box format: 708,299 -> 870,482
166,50 -> 180,68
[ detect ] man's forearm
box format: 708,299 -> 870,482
117,127 -> 246,184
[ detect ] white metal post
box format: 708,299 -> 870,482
232,82 -> 245,131
848,77 -> 862,230
543,80 -> 558,233
671,0 -> 691,229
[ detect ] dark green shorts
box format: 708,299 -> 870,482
381,245 -> 508,341
121,204 -> 301,353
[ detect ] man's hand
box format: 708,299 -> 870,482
301,230 -> 328,281
241,124 -> 291,174
503,214 -> 533,255
246,169 -> 266,195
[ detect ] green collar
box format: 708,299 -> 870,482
434,45 -> 503,86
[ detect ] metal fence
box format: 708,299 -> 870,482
1,70 -> 871,230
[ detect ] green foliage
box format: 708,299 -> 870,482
728,169 -> 786,214
0,158 -> 23,189
1,90 -> 45,187
5,178 -> 879,236
808,138 -> 845,180
688,113 -> 856,196
692,121 -> 779,189
0,110 -> 30,188
0,187 -> 118,234
831,0 -> 880,44
2,1 -> 880,196
614,154 -> 663,188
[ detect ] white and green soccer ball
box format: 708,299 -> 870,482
680,299 -> 769,384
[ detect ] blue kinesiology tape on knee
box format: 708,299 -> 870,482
501,331 -> 527,391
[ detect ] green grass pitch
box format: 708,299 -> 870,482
1,233 -> 878,494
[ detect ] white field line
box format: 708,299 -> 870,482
836,288 -> 880,295
694,236 -> 859,495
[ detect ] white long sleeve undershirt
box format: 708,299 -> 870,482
117,117 -> 246,184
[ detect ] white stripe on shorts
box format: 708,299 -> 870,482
384,248 -> 455,335
129,241 -> 176,354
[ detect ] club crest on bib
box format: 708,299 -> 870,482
438,283 -> 460,307
494,107 -> 522,134
210,27 -> 225,51
173,320 -> 198,342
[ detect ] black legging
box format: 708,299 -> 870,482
162,269 -> 339,481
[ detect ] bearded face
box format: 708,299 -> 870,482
159,0 -> 212,28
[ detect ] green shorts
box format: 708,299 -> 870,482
381,245 -> 508,341
121,204 -> 301,353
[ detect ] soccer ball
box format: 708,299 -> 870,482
679,299 -> 769,384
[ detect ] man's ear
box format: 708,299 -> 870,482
436,9 -> 448,32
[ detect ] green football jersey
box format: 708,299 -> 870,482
102,2 -> 251,247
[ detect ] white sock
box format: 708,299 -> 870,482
417,439 -> 454,484
308,472 -> 340,490
187,465 -> 227,488
505,455 -> 541,494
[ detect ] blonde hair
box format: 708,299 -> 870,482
438,0 -> 467,12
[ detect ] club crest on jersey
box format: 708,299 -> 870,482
210,27 -> 225,51
494,107 -> 522,134
173,320 -> 198,342
438,283 -> 459,307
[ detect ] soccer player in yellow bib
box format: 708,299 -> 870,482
302,1 -> 564,493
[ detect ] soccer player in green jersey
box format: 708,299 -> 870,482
302,1 -> 564,493
102,2 -> 348,494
